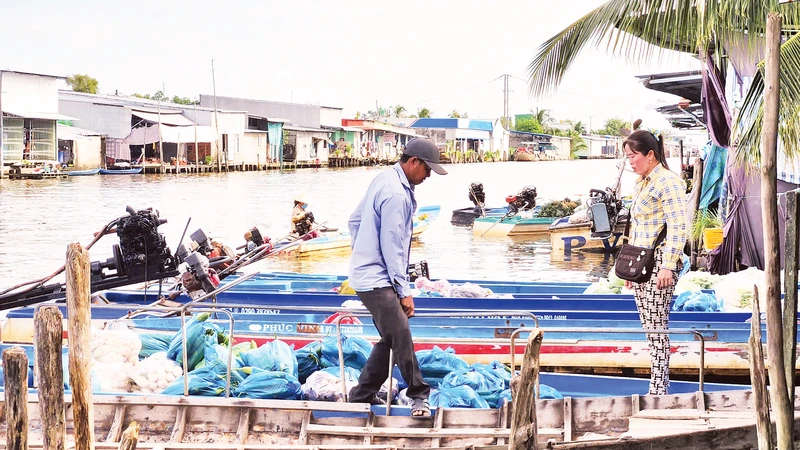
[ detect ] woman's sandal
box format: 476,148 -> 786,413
411,397 -> 431,419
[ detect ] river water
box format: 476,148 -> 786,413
0,159 -> 672,287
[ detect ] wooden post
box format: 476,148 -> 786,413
34,306 -> 66,450
761,12 -> 793,450
117,422 -> 141,450
749,286 -> 772,450
3,346 -> 29,450
784,189 -> 799,397
509,329 -> 544,450
689,157 -> 705,270
66,243 -> 96,450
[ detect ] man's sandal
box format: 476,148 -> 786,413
411,397 -> 431,419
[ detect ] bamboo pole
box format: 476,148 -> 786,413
2,346 -> 29,450
783,189 -> 799,397
761,12 -> 793,450
34,305 -> 66,450
66,243 -> 96,450
689,157 -> 705,270
509,329 -> 544,450
749,286 -> 772,450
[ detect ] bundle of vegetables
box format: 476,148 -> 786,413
295,340 -> 323,383
166,313 -> 230,371
232,368 -> 301,400
320,335 -> 373,370
162,366 -> 226,396
239,339 -> 298,377
130,352 -> 183,394
91,322 -> 142,365
441,366 -> 505,407
450,283 -> 494,298
196,341 -> 254,386
674,271 -> 722,295
583,272 -> 627,295
415,346 -> 469,387
714,267 -> 768,310
537,198 -> 580,218
137,332 -> 173,359
302,366 -> 361,402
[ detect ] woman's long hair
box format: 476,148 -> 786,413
623,130 -> 669,170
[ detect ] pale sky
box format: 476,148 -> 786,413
1,0 -> 701,130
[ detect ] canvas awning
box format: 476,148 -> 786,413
3,110 -> 79,121
57,124 -> 103,140
123,125 -> 217,145
131,110 -> 195,126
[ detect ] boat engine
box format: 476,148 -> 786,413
181,252 -> 220,295
468,182 -> 486,211
407,260 -> 430,282
296,211 -> 315,236
243,226 -> 272,252
505,186 -> 537,214
91,207 -> 177,285
586,188 -> 624,239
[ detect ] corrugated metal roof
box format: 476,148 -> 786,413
410,118 -> 494,131
284,125 -> 331,133
132,110 -> 195,126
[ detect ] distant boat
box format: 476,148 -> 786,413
99,167 -> 143,175
67,168 -> 101,176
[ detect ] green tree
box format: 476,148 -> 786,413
573,120 -> 587,134
417,107 -> 432,118
354,111 -> 362,119
525,1 -> 800,165
515,117 -> 544,134
66,74 -> 99,94
171,95 -> 198,105
594,117 -> 628,136
448,110 -> 462,118
393,105 -> 407,118
532,108 -> 553,127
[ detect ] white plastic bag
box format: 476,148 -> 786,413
90,321 -> 142,365
129,351 -> 183,394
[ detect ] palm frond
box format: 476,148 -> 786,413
527,0 -> 800,96
734,31 -> 800,167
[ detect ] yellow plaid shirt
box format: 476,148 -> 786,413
630,164 -> 688,271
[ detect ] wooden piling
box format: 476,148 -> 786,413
117,422 -> 141,450
3,346 -> 29,450
509,329 -> 544,450
689,157 -> 704,270
65,243 -> 96,450
34,305 -> 66,450
783,189 -> 799,397
761,12 -> 793,450
748,286 -> 772,450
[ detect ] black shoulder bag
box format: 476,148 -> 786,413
614,216 -> 667,283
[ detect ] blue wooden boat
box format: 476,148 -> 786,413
99,167 -> 143,175
450,206 -> 508,226
67,168 -> 101,176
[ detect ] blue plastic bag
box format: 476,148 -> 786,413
430,385 -> 489,409
240,340 -> 298,377
416,346 -> 468,387
494,383 -> 563,407
441,367 -> 505,407
473,361 -> 512,389
295,340 -> 323,383
0,365 -> 34,388
672,291 -> 722,312
137,332 -> 172,359
233,370 -> 301,400
320,335 -> 373,370
167,312 -> 229,371
162,366 -> 226,396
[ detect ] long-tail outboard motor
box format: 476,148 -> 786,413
468,182 -> 486,211
586,188 -> 623,239
181,252 -> 220,295
506,186 -> 537,214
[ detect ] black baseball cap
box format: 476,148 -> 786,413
403,138 -> 448,175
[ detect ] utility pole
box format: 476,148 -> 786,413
502,74 -> 510,127
0,70 -> 4,179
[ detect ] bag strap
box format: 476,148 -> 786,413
653,224 -> 668,248
622,212 -> 632,244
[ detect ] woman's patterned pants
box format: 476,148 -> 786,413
633,249 -> 679,395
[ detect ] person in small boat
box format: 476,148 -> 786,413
290,192 -> 319,240
346,137 -> 447,418
623,130 -> 688,395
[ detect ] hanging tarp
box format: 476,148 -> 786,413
699,142 -> 728,209
123,125 -> 216,145
131,109 -> 195,126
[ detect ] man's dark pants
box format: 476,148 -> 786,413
348,287 -> 430,402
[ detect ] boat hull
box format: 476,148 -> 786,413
450,206 -> 508,226
473,216 -> 557,237
549,221 -> 626,255
99,167 -> 143,175
67,168 -> 100,176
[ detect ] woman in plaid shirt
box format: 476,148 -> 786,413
622,130 -> 688,395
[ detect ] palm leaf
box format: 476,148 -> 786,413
527,0 -> 800,97
734,31 -> 800,167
